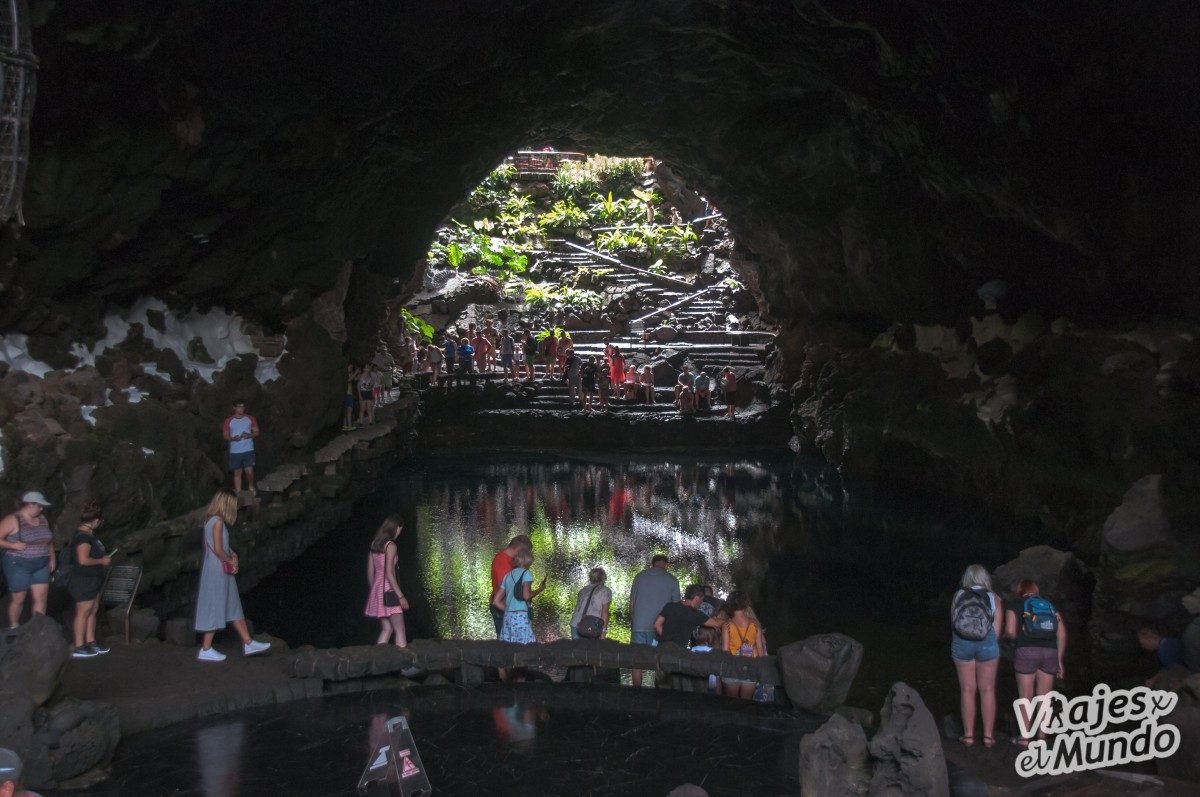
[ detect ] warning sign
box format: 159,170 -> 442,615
398,750 -> 421,779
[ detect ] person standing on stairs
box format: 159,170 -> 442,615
483,319 -> 499,373
541,329 -> 559,380
609,347 -> 626,399
581,356 -> 598,412
499,328 -> 517,381
428,338 -> 444,387
565,349 -> 583,408
597,356 -> 611,410
471,328 -> 490,374
222,400 -> 259,495
723,367 -> 738,418
522,331 -> 537,381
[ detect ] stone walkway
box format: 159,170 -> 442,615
58,639 -> 317,736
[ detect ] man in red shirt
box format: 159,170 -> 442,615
490,534 -> 531,636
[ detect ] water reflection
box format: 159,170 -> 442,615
195,721 -> 245,796
411,460 -> 776,643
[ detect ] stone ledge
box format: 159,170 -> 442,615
290,638 -> 782,684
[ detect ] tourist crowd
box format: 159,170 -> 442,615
395,320 -> 741,417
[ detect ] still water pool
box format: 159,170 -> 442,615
245,453 -> 1047,718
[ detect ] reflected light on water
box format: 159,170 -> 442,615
413,461 -> 750,643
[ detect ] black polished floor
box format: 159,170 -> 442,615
60,684 -> 813,796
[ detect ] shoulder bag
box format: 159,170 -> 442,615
576,585 -> 605,639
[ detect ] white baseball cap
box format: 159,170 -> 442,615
20,491 -> 51,507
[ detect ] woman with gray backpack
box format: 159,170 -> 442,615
570,567 -> 611,639
950,564 -> 1003,748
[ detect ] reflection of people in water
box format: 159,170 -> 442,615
196,721 -> 245,796
491,701 -> 547,753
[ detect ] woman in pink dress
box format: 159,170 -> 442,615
610,347 -> 626,396
364,516 -> 409,646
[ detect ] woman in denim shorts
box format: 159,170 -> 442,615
950,564 -> 1002,748
0,491 -> 56,628
1005,579 -> 1066,747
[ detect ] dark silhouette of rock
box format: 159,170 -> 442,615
799,713 -> 870,796
777,633 -> 863,713
1102,475 -> 1176,553
0,615 -> 69,705
1158,705 -> 1200,782
868,683 -> 949,797
992,545 -> 1091,626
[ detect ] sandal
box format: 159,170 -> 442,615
983,736 -> 996,748
960,736 -> 975,747
1012,738 -> 1029,748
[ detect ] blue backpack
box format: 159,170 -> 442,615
1021,596 -> 1059,640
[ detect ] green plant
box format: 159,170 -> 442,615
535,327 -> 570,341
552,161 -> 600,202
399,308 -> 434,343
537,198 -> 588,233
524,282 -> 559,309
557,287 -> 603,311
467,163 -> 517,216
721,276 -> 745,291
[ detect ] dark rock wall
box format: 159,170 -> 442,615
2,1 -> 1200,545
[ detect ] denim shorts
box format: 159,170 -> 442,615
228,450 -> 256,471
2,554 -> 51,592
950,632 -> 999,662
631,629 -> 657,647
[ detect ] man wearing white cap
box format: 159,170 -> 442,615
0,492 -> 56,629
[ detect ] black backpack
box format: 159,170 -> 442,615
53,539 -> 75,589
951,587 -> 994,641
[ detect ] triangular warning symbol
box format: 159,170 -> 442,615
400,752 -> 420,779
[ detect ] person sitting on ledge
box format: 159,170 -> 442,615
640,365 -> 656,404
674,365 -> 694,405
679,385 -> 697,416
694,369 -> 712,410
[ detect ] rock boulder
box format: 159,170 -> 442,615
0,616 -> 69,705
799,713 -> 870,796
868,682 -> 949,797
1102,474 -> 1176,553
778,633 -> 863,714
992,545 -> 1091,626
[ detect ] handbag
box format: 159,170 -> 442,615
575,584 -> 604,639
383,590 -> 401,608
204,523 -> 236,575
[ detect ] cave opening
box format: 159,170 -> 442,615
1,2 -> 1198,791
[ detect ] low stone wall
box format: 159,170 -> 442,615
111,394 -> 421,616
291,637 -> 782,685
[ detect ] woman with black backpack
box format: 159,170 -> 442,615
950,564 -> 1003,748
1005,579 -> 1067,747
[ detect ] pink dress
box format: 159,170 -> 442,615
364,546 -> 403,618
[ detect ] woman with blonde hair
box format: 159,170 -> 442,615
194,489 -> 271,661
495,547 -> 545,645
364,516 -> 409,647
949,564 -> 1002,747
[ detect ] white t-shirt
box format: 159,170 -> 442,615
571,583 -> 612,628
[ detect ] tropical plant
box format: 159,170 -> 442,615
524,282 -> 558,309
399,308 -> 435,343
537,198 -> 588,233
467,163 -> 517,216
557,287 -> 603,311
552,161 -> 600,202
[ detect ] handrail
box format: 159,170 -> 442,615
560,240 -> 693,288
634,285 -> 718,325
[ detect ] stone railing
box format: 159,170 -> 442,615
291,637 -> 782,685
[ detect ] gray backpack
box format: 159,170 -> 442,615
952,588 -> 993,641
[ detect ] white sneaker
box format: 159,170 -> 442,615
197,647 -> 226,662
243,639 -> 271,657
